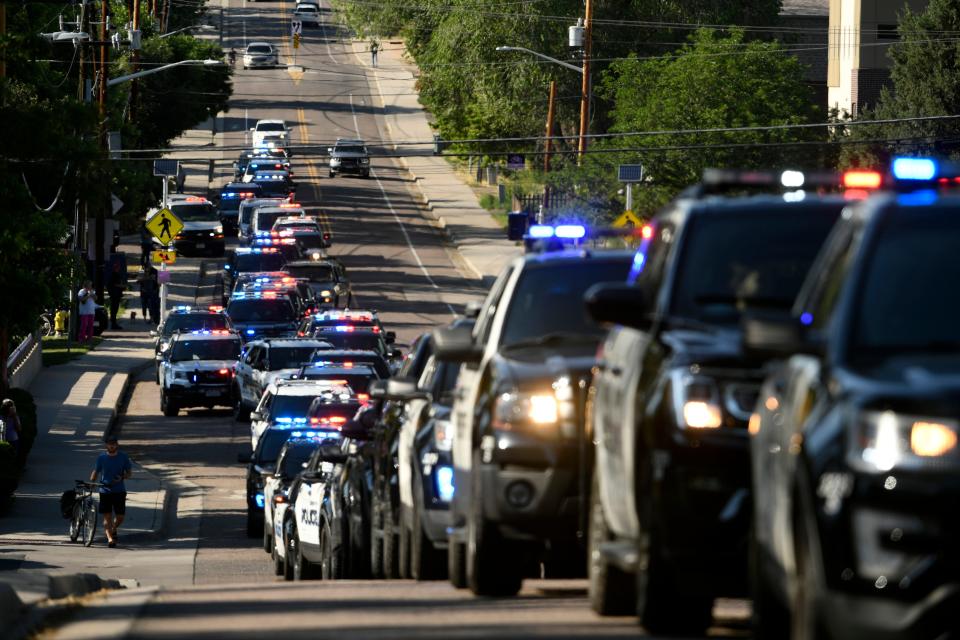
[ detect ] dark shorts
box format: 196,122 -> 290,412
98,492 -> 127,515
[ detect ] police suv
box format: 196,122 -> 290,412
158,329 -> 242,417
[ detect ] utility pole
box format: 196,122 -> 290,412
577,0 -> 593,165
542,80 -> 556,214
94,0 -> 109,304
129,0 -> 141,122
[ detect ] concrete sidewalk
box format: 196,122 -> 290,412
350,40 -> 521,282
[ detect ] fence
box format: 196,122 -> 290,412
6,333 -> 42,390
510,191 -> 575,213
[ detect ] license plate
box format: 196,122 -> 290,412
196,242 -> 206,249
204,389 -> 221,397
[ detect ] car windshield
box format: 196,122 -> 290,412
269,394 -> 319,420
281,445 -> 316,477
247,45 -> 271,54
258,123 -> 285,132
227,299 -> 295,322
499,260 -> 631,347
255,211 -> 284,232
271,346 -> 322,369
234,252 -> 286,273
161,314 -> 228,338
310,354 -> 390,378
299,371 -> 376,392
257,181 -> 291,197
285,264 -> 335,281
257,429 -> 292,464
851,207 -> 960,358
170,339 -> 241,362
316,332 -> 383,352
171,203 -> 218,222
335,146 -> 365,154
670,207 -> 841,326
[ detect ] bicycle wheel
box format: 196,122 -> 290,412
69,503 -> 82,542
82,497 -> 98,547
39,314 -> 53,337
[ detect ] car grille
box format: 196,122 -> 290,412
189,371 -> 231,384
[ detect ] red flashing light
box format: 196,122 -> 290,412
263,291 -> 277,299
843,170 -> 883,190
208,305 -> 224,312
640,225 -> 654,240
357,393 -> 369,404
185,196 -> 206,202
218,368 -> 229,375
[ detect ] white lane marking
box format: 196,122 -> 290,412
321,1 -> 338,65
242,19 -> 247,47
349,93 -> 456,317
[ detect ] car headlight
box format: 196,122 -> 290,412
434,418 -> 453,451
215,225 -> 223,234
320,290 -> 331,297
670,369 -> 723,430
852,410 -> 959,472
492,391 -> 558,432
174,370 -> 187,380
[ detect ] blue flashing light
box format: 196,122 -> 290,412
224,265 -> 231,270
897,189 -> 938,207
527,224 -> 554,239
555,224 -> 586,239
246,329 -> 256,335
334,325 -> 354,332
174,306 -> 192,312
436,465 -> 455,502
255,493 -> 265,509
892,157 -> 937,181
800,312 -> 814,326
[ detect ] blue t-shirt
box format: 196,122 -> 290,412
95,451 -> 132,493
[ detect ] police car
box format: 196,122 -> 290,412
158,329 -> 242,417
226,289 -> 300,341
217,183 -> 262,234
250,232 -> 303,263
283,259 -> 352,307
248,380 -> 353,450
272,216 -> 332,250
252,170 -> 295,199
147,196 -> 225,257
152,305 -> 230,383
293,362 -> 380,400
298,309 -> 391,341
234,338 -> 334,421
238,197 -> 288,244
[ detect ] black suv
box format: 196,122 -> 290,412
328,138 -> 370,178
747,176 -> 960,639
226,291 -> 299,341
583,194 -> 848,632
217,182 -> 262,234
433,249 -> 633,596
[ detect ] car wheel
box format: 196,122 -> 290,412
292,525 -> 316,580
369,494 -> 384,578
791,485 -> 831,640
161,390 -> 178,417
382,502 -> 399,579
272,543 -> 284,576
588,469 -> 635,615
283,517 -> 296,581
411,481 -> 444,581
328,171 -> 335,178
398,506 -> 412,579
319,520 -> 342,580
263,517 -> 273,553
245,508 -> 260,538
751,526 -> 790,638
466,453 -> 522,596
234,394 -> 251,422
155,364 -> 161,385
447,537 -> 467,589
635,519 -> 713,634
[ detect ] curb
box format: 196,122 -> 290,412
0,583 -> 24,634
1,573 -> 126,640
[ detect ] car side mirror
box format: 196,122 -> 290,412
370,378 -> 428,401
463,300 -> 483,319
327,147 -> 333,154
742,314 -> 820,358
316,442 -> 347,464
250,410 -> 263,422
385,331 -> 396,344
237,451 -> 252,464
583,282 -> 650,331
433,325 -> 483,363
149,329 -> 158,337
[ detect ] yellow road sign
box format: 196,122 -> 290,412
146,207 -> 183,244
151,249 -> 177,265
293,34 -> 300,49
612,210 -> 644,229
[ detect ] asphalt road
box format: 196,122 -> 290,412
42,0 -> 753,637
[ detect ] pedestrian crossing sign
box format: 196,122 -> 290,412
151,249 -> 177,265
612,210 -> 643,229
146,208 -> 184,245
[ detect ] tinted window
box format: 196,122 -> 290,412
299,371 -> 377,392
258,123 -> 285,132
310,353 -> 390,378
247,45 -> 272,54
335,146 -> 365,154
234,252 -> 286,273
170,339 -> 241,362
286,265 -> 334,281
171,203 -> 218,221
670,207 -> 840,325
257,429 -> 291,464
282,445 -> 316,477
227,299 -> 296,322
257,181 -> 291,197
851,208 -> 960,357
316,333 -> 383,352
161,314 -> 228,337
499,260 -> 631,346
271,346 -> 321,369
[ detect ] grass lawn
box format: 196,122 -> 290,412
41,336 -> 103,367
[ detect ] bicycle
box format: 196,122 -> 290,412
68,481 -> 104,546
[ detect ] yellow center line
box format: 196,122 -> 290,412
297,106 -> 331,235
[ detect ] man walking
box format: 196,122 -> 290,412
107,261 -> 126,330
77,281 -> 101,343
0,399 -> 21,458
370,38 -> 379,68
90,436 -> 132,548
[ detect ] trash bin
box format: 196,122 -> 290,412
507,211 -> 529,241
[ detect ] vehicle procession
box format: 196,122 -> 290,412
145,142 -> 958,639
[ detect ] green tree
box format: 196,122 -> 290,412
555,28 -> 821,215
842,0 -> 960,167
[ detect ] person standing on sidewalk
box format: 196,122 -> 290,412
107,261 -> 126,330
77,281 -> 101,343
90,436 -> 132,548
136,266 -> 159,324
370,38 -> 379,68
0,399 -> 21,457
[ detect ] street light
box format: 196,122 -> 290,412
107,59 -> 223,87
494,46 -> 582,74
159,24 -> 217,38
